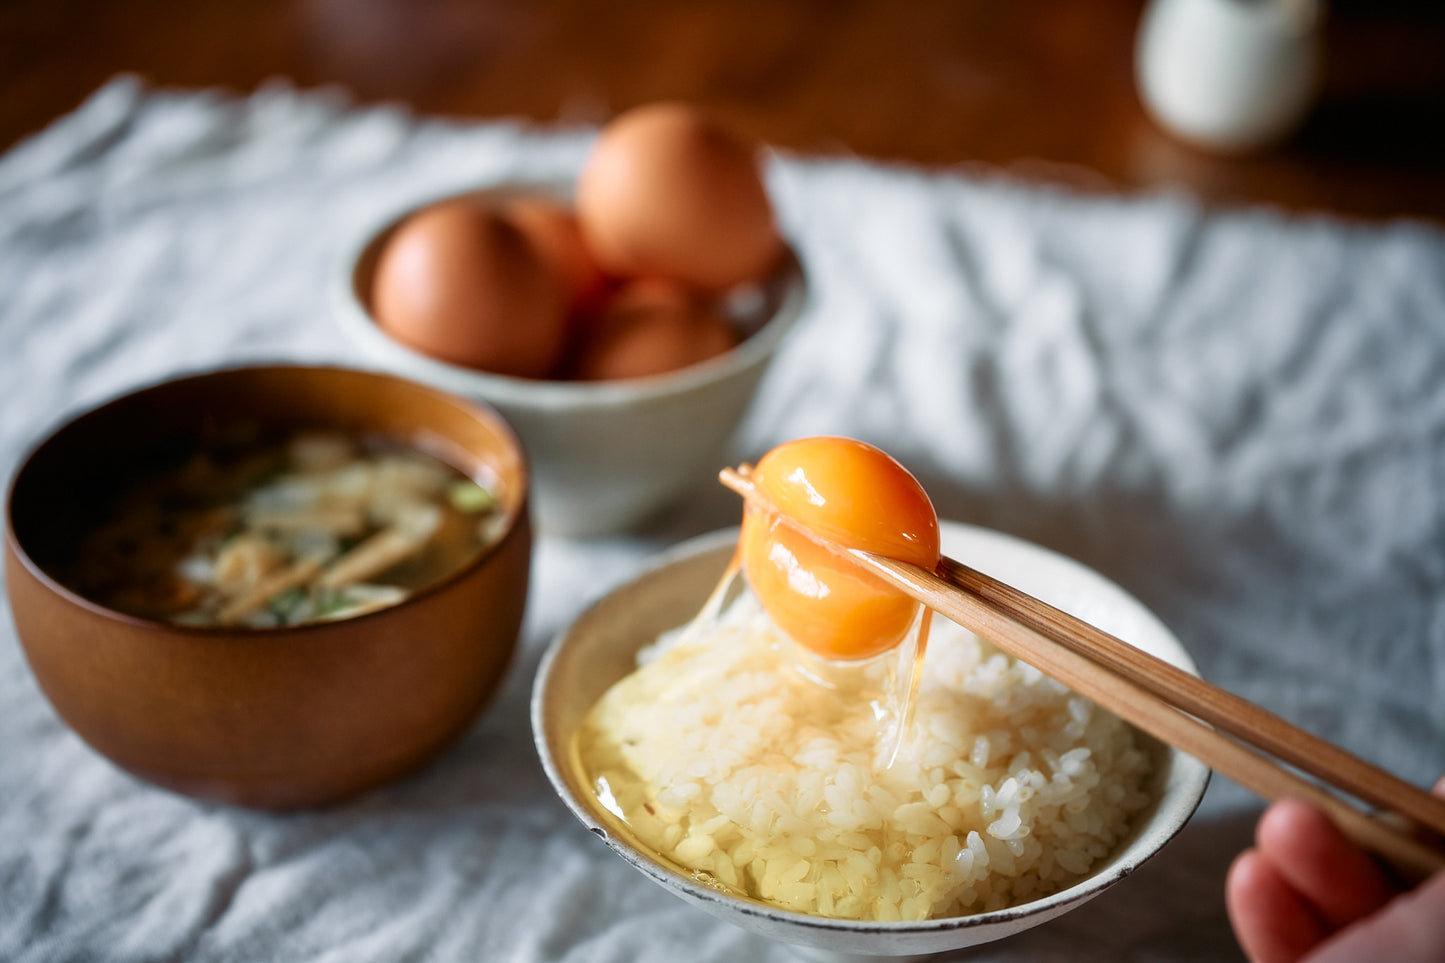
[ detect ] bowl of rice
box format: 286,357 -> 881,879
532,523 -> 1210,960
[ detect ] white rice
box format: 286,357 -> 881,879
577,592 -> 1154,922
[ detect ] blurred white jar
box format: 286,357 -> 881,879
1136,0 -> 1323,153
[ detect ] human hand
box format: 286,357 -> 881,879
1225,779 -> 1445,963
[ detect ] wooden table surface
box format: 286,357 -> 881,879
3,0 -> 1443,221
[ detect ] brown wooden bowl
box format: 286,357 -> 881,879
4,365 -> 532,810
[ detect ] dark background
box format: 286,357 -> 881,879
2,0 -> 1443,220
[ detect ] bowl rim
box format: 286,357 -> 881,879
330,179 -> 809,411
4,362 -> 531,637
532,523 -> 1212,938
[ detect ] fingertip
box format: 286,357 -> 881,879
1226,848 -> 1261,907
1225,849 -> 1271,929
1256,798 -> 1332,856
1224,850 -> 1267,959
1226,847 -> 1329,963
1256,798 -> 1396,927
1306,870 -> 1445,963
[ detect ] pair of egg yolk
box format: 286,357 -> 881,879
739,437 -> 940,662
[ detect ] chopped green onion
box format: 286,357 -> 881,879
447,480 -> 497,514
267,586 -> 314,624
315,591 -> 353,617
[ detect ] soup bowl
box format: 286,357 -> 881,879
533,525 -> 1210,960
332,182 -> 807,537
5,365 -> 532,810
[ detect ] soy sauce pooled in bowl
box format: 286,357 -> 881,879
65,428 -> 506,628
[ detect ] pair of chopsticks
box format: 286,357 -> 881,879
719,466 -> 1445,882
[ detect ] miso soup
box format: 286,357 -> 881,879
64,429 -> 506,627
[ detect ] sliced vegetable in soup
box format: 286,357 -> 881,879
65,430 -> 506,627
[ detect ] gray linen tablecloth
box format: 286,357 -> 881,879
2,78 -> 1442,962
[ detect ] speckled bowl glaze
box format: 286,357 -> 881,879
332,182 -> 807,537
5,365 -> 532,810
533,524 -> 1210,961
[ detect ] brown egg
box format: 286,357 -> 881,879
371,198 -> 568,378
570,278 -> 740,381
576,102 -> 783,292
503,196 -> 610,318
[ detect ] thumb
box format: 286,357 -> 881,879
1308,776 -> 1445,962
1305,869 -> 1445,963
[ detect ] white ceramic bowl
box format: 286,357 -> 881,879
533,523 -> 1210,961
331,184 -> 807,537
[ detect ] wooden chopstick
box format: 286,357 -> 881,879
863,552 -> 1445,881
933,555 -> 1445,839
720,467 -> 1445,881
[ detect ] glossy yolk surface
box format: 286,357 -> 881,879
739,437 -> 940,661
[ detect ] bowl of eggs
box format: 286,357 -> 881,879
533,437 -> 1210,959
4,365 -> 531,809
334,102 -> 807,536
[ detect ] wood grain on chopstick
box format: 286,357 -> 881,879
934,555 -> 1445,840
859,553 -> 1444,882
719,466 -> 1445,881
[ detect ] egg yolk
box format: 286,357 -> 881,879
739,437 -> 940,661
